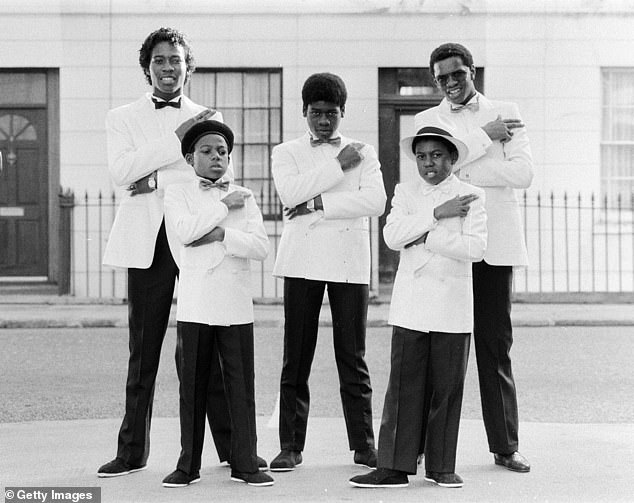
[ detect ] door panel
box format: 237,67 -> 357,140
0,109 -> 48,276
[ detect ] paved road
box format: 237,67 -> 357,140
2,325 -> 634,502
2,325 -> 633,423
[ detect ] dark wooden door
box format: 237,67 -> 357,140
377,67 -> 484,283
0,109 -> 48,276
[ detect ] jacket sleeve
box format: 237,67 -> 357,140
458,103 -> 534,189
383,183 -> 437,251
164,185 -> 229,245
320,144 -> 387,219
425,190 -> 487,261
223,192 -> 270,261
105,107 -> 183,187
272,143 -> 345,208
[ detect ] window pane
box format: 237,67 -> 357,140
603,70 -> 634,106
396,68 -> 440,96
247,179 -> 265,202
270,111 -> 281,143
230,146 -> 242,180
188,73 -> 216,107
244,109 -> 269,143
0,114 -> 37,141
244,73 -> 269,107
216,73 -> 243,107
609,107 -> 634,141
243,145 -> 268,180
190,69 -> 282,216
601,69 -> 634,207
221,108 -> 243,143
0,73 -> 46,105
269,73 -> 281,107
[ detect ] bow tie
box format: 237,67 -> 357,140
450,101 -> 479,113
310,137 -> 341,147
199,179 -> 229,191
152,97 -> 181,109
421,181 -> 452,196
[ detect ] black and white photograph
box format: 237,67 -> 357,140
1,1 -> 633,502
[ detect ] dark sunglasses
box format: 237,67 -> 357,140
435,69 -> 469,86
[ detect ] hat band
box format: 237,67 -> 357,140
415,126 -> 454,137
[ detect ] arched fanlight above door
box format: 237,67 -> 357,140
0,113 -> 38,168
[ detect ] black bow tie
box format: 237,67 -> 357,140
310,136 -> 342,147
152,97 -> 181,109
199,179 -> 229,191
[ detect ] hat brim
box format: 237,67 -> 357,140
400,126 -> 468,168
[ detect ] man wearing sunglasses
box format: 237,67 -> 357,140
414,43 -> 533,474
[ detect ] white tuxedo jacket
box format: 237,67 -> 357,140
272,133 -> 387,284
102,93 -> 227,268
385,175 -> 487,333
415,93 -> 532,266
164,180 -> 269,326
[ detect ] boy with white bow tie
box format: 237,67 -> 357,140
350,126 -> 486,490
162,120 -> 273,487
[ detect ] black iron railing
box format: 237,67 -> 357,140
58,189 -> 634,299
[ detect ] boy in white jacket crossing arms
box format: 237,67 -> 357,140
162,120 -> 273,488
350,126 -> 486,490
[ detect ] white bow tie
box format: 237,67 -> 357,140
421,182 -> 452,196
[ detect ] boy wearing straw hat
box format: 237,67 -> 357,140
350,126 -> 486,489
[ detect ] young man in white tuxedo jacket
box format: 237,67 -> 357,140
162,120 -> 273,488
98,27 -> 264,478
270,73 -> 387,472
350,126 -> 486,490
415,42 -> 533,474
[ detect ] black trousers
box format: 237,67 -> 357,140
472,261 -> 519,454
378,326 -> 469,475
115,221 -> 231,466
176,322 -> 258,475
278,277 -> 375,452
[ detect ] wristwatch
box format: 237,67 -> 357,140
306,198 -> 315,211
148,171 -> 157,190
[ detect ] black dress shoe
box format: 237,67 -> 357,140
353,447 -> 378,468
222,455 -> 269,471
97,458 -> 147,478
231,470 -> 274,486
256,455 -> 268,471
270,450 -> 302,471
494,451 -> 531,473
349,468 -> 409,488
162,469 -> 201,487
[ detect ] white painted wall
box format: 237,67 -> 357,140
2,0 -> 634,294
3,1 -> 633,197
